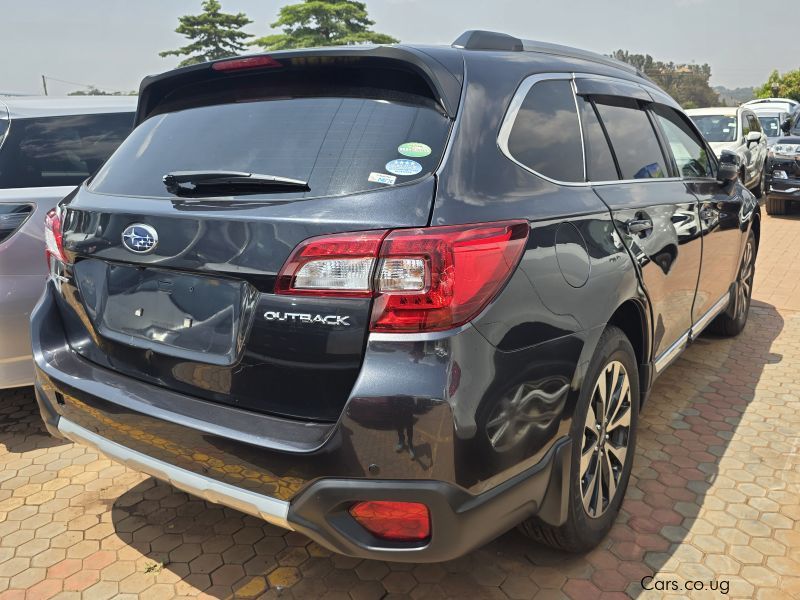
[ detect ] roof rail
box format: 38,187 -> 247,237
452,30 -> 643,79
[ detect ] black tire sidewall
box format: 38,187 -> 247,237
566,327 -> 639,546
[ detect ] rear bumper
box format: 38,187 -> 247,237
32,280 -> 574,561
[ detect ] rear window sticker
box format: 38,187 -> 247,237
386,159 -> 423,176
368,172 -> 397,185
398,142 -> 432,158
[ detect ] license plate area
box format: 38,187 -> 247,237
74,259 -> 257,365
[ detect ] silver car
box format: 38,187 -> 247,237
0,96 -> 134,388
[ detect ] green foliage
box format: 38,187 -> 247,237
251,0 -> 398,50
68,87 -> 136,96
611,50 -> 719,109
755,69 -> 800,102
160,0 -> 253,67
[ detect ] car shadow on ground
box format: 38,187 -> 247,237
103,302 -> 785,598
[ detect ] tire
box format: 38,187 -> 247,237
518,326 -> 639,553
752,164 -> 766,199
707,230 -> 755,337
766,196 -> 787,215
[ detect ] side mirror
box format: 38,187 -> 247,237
746,131 -> 762,146
717,150 -> 741,185
782,118 -> 792,134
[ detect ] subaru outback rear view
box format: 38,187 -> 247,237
32,31 -> 760,560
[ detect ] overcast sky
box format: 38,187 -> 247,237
2,0 -> 795,95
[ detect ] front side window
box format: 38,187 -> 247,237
506,79 -> 584,182
690,114 -> 737,143
746,114 -> 761,134
0,113 -> 133,189
593,97 -> 667,180
741,113 -> 751,137
653,106 -> 714,179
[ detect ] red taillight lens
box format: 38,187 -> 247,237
211,55 -> 282,71
275,230 -> 387,297
349,501 -> 430,542
274,221 -> 528,331
371,221 -> 529,332
44,207 -> 67,265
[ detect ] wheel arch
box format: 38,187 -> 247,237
606,298 -> 652,406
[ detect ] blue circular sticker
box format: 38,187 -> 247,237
385,159 -> 423,176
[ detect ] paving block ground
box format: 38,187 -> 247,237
1,210 -> 799,599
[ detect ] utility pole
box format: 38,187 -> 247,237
41,75 -> 48,96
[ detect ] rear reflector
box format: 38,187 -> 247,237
211,55 -> 282,72
349,501 -> 431,541
44,207 -> 67,264
275,221 -> 529,331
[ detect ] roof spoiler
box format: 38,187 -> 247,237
134,46 -> 463,125
452,30 -> 645,79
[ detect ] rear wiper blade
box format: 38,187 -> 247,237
163,170 -> 310,196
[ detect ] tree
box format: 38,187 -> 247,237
68,87 -> 136,96
251,0 -> 398,51
755,69 -> 800,102
160,0 -> 253,67
611,50 -> 719,109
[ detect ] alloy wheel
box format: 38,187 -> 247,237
580,361 -> 632,518
736,238 -> 755,320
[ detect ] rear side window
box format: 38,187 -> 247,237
593,98 -> 667,180
90,96 -> 450,199
506,79 -> 584,182
577,97 -> 619,181
653,106 -> 714,178
0,113 -> 133,189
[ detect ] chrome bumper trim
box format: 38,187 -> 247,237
57,417 -> 293,530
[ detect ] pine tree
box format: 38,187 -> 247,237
160,0 -> 253,67
251,0 -> 398,51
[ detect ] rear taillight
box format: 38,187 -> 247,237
0,204 -> 34,245
44,207 -> 67,265
275,230 -> 387,297
349,501 -> 430,542
275,221 -> 529,332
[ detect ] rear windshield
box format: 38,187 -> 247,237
89,96 -> 451,200
690,114 -> 737,143
0,113 -> 133,189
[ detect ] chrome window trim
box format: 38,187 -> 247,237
497,71 -> 685,188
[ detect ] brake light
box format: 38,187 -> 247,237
371,222 -> 529,332
44,207 -> 67,264
211,55 -> 282,72
275,221 -> 528,332
349,501 -> 430,541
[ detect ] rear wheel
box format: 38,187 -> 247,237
708,230 -> 755,337
519,326 -> 638,552
766,196 -> 788,215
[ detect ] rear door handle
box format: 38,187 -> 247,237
626,219 -> 653,235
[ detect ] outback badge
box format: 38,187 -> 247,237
122,224 -> 158,254
264,311 -> 350,327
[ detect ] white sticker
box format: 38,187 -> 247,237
385,159 -> 423,176
368,172 -> 397,185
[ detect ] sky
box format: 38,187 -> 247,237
2,0 -> 796,95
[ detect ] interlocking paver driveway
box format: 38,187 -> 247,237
1,211 -> 800,599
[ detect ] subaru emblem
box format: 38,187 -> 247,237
122,223 -> 158,254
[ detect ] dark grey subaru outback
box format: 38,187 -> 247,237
31,30 -> 759,561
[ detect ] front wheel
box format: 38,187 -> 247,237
708,230 -> 755,337
518,326 -> 638,552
